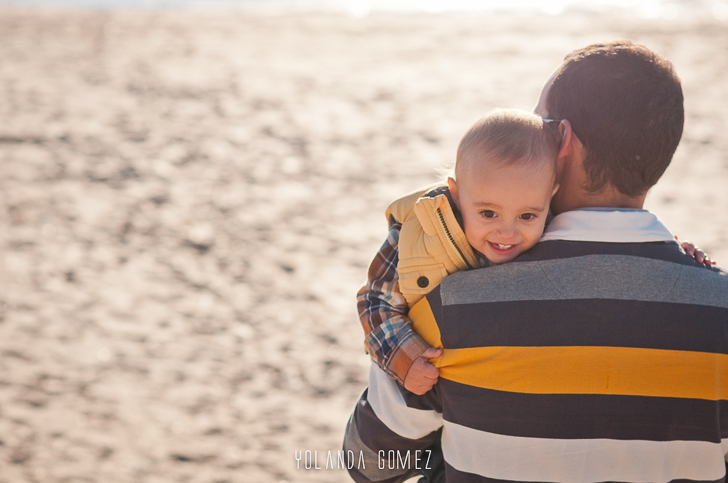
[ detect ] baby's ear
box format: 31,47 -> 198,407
551,182 -> 560,197
447,177 -> 461,209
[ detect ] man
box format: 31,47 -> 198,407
343,41 -> 728,483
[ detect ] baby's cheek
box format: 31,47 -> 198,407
524,226 -> 545,247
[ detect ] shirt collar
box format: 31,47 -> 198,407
540,208 -> 678,244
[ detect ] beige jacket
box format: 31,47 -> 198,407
386,185 -> 482,308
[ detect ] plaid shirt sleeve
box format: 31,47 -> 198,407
356,215 -> 430,385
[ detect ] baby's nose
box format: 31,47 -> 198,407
496,222 -> 518,237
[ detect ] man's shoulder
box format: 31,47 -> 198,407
438,242 -> 728,309
439,260 -> 557,306
670,262 -> 728,309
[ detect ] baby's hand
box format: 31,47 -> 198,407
678,237 -> 716,266
404,348 -> 444,395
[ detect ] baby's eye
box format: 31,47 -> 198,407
480,210 -> 496,219
520,213 -> 537,221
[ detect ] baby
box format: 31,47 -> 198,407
358,108 -> 560,394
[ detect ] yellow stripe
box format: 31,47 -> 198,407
437,346 -> 728,400
409,297 -> 443,350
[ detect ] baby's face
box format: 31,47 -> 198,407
451,158 -> 558,264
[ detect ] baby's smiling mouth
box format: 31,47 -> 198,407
488,241 -> 518,253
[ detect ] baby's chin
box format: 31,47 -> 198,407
489,254 -> 520,265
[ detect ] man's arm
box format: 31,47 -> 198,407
357,216 -> 430,385
344,364 -> 443,483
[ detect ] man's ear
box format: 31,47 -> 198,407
447,177 -> 461,209
555,119 -> 585,174
557,119 -> 573,158
559,120 -> 586,157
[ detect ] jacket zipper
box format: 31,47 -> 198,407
436,208 -> 474,270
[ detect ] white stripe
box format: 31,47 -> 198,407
367,364 -> 442,439
540,209 -> 677,243
443,421 -> 726,483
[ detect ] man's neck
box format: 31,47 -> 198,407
551,131 -> 649,214
575,187 -> 647,210
553,185 -> 647,214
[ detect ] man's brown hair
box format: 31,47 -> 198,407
456,109 -> 559,178
546,40 -> 684,197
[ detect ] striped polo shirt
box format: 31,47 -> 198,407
345,208 -> 728,483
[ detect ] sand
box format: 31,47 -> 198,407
0,8 -> 726,483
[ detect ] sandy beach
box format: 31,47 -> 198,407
0,8 -> 726,482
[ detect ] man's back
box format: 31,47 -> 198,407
345,209 -> 728,483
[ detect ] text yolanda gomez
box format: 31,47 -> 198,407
294,449 -> 433,470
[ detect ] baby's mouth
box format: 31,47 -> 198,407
487,241 -> 518,254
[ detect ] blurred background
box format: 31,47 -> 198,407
0,1 -> 727,482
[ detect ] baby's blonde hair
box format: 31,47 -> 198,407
454,108 -> 560,180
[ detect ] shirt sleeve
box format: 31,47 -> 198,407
343,363 -> 444,483
357,216 -> 430,385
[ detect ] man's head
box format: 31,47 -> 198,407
449,109 -> 560,264
535,41 -> 684,213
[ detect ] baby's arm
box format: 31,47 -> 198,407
357,216 -> 434,389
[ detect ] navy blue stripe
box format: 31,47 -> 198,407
398,382 -> 443,413
425,285 -> 444,326
439,299 -> 728,354
513,239 -> 715,270
439,379 -> 728,443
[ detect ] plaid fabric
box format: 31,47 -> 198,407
356,216 -> 429,385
